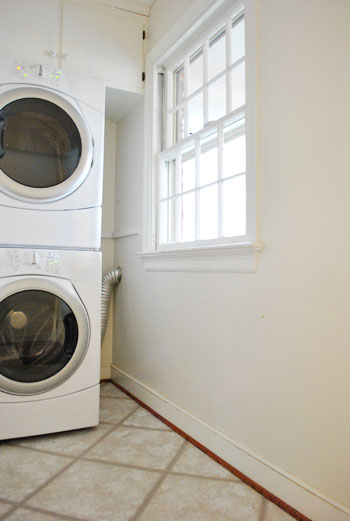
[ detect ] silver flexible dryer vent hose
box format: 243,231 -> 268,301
101,267 -> 122,342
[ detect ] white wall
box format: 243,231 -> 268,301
112,1 -> 350,520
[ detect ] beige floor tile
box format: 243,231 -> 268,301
100,382 -> 131,399
85,426 -> 183,470
172,443 -> 236,479
137,474 -> 263,521
27,459 -> 160,521
99,397 -> 138,424
0,446 -> 71,502
263,500 -> 296,521
0,501 -> 13,516
5,508 -> 71,521
11,423 -> 113,457
123,407 -> 170,430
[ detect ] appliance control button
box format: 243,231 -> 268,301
32,252 -> 40,265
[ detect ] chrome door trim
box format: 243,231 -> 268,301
0,87 -> 93,203
0,277 -> 90,395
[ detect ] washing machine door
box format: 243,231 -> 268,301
0,278 -> 90,395
0,87 -> 93,202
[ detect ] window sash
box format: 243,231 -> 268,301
157,6 -> 247,251
157,114 -> 246,248
163,12 -> 245,149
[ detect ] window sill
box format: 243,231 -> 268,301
137,242 -> 264,273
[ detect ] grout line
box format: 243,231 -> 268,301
260,497 -> 268,521
99,402 -> 139,425
0,456 -> 76,521
130,439 -> 188,521
119,424 -> 172,432
2,503 -> 92,521
0,501 -> 16,521
99,420 -> 124,425
100,392 -> 133,400
109,379 -> 313,521
0,405 -> 140,521
7,424 -> 116,460
80,456 -> 163,474
100,395 -> 131,399
169,470 -> 241,483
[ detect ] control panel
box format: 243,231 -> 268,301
7,249 -> 62,275
15,63 -> 62,85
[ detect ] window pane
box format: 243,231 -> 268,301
176,108 -> 185,142
208,76 -> 226,122
231,17 -> 245,64
223,174 -> 246,237
181,148 -> 195,192
167,159 -> 176,196
200,134 -> 218,186
200,184 -> 218,239
176,66 -> 185,104
159,160 -> 169,199
189,50 -> 203,96
168,198 -> 176,243
223,132 -> 246,179
180,192 -> 195,242
188,92 -> 203,135
208,30 -> 226,81
159,201 -> 168,244
231,61 -> 245,111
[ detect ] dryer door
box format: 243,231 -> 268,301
0,87 -> 93,202
0,278 -> 90,395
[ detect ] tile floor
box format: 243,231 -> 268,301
0,382 -> 296,521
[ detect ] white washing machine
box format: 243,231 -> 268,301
0,247 -> 101,440
0,59 -> 105,250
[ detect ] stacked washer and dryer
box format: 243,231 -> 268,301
0,60 -> 105,439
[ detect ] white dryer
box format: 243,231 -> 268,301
0,59 -> 105,250
0,247 -> 101,440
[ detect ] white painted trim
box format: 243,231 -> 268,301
105,81 -> 145,96
111,364 -> 350,521
101,230 -> 139,239
79,0 -> 151,17
69,0 -> 148,22
137,241 -> 263,272
245,0 -> 258,242
112,229 -> 140,239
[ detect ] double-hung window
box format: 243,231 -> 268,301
141,1 -> 262,272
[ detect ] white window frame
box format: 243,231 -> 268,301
138,0 -> 263,272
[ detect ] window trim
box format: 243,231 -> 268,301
138,0 -> 262,272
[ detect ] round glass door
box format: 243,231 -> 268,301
0,279 -> 90,395
0,87 -> 93,202
0,99 -> 82,188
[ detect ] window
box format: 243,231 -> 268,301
140,1 -> 262,272
159,9 -> 246,249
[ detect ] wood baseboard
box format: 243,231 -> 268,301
106,378 -> 311,521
